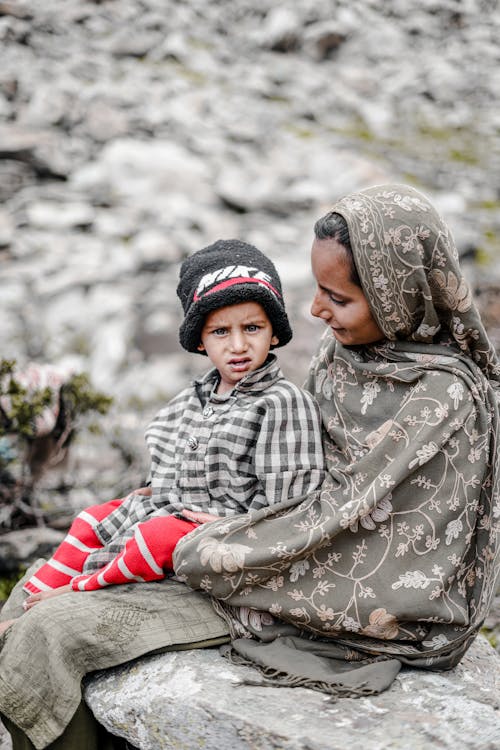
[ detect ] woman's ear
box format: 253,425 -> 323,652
271,334 -> 279,346
197,343 -> 205,352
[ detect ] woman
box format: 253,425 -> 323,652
1,184 -> 499,746
174,183 -> 500,686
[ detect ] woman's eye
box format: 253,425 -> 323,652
328,295 -> 345,305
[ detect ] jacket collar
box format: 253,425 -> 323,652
195,354 -> 283,403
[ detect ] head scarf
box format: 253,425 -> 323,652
174,184 -> 500,689
339,184 -> 500,381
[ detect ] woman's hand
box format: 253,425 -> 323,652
180,509 -> 221,524
23,584 -> 73,610
133,486 -> 152,496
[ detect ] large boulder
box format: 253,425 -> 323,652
83,634 -> 500,749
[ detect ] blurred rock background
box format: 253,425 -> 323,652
0,0 -> 499,638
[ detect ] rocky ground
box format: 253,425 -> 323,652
0,0 -> 499,641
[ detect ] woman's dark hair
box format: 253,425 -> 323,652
313,212 -> 361,287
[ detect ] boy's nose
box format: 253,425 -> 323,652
230,331 -> 248,351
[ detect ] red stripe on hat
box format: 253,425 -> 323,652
193,276 -> 281,302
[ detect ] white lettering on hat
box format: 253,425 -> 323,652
195,265 -> 272,297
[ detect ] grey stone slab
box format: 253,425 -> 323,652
84,634 -> 500,750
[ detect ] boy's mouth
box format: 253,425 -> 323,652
228,358 -> 251,371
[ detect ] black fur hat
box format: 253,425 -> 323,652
176,239 -> 293,354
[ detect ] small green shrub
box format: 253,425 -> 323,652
0,359 -> 112,529
0,359 -> 52,442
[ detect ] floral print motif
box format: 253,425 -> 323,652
342,187 -> 498,382
175,185 -> 500,672
361,608 -> 399,640
447,380 -> 464,408
198,538 -> 253,573
349,496 -> 393,532
360,380 -> 381,415
365,419 -> 393,449
392,570 -> 431,590
429,269 -> 472,313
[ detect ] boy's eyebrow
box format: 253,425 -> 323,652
203,322 -> 227,329
204,315 -> 269,328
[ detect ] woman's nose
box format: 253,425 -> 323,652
311,290 -> 327,319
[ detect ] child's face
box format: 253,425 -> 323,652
197,301 -> 278,394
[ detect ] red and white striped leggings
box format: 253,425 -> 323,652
23,498 -> 197,594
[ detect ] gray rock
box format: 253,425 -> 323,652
302,20 -> 349,61
25,200 -> 95,230
258,7 -> 302,52
0,159 -> 34,202
131,228 -> 184,269
149,31 -> 190,63
81,101 -> 131,144
0,125 -> 71,179
113,354 -> 206,407
0,721 -> 11,750
84,634 -> 500,750
0,210 -> 13,248
94,138 -> 212,204
0,527 -> 64,573
111,30 -> 164,59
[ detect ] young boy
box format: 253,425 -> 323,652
22,239 -> 325,604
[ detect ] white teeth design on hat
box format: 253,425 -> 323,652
176,239 -> 293,354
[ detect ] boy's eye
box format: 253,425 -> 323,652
212,327 -> 228,336
246,324 -> 260,332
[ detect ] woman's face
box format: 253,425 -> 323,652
310,238 -> 384,346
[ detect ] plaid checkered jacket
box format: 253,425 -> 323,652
90,355 -> 325,567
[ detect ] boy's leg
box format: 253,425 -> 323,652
1,701 -> 129,749
23,499 -> 124,595
71,515 -> 198,591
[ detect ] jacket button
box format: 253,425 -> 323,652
203,406 -> 214,418
187,436 -> 198,450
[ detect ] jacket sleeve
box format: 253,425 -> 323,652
250,384 -> 326,510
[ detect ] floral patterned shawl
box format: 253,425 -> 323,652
174,185 -> 500,688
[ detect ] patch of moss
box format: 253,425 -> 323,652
448,148 -> 479,165
325,114 -> 495,191
417,123 -> 454,141
402,173 -> 423,186
70,333 -> 91,357
480,626 -> 498,650
285,124 -> 315,139
170,61 -> 207,85
478,200 -> 500,211
263,94 -> 290,104
474,246 -> 494,266
0,568 -> 25,602
187,37 -> 214,51
480,230 -> 500,262
331,119 -> 376,143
